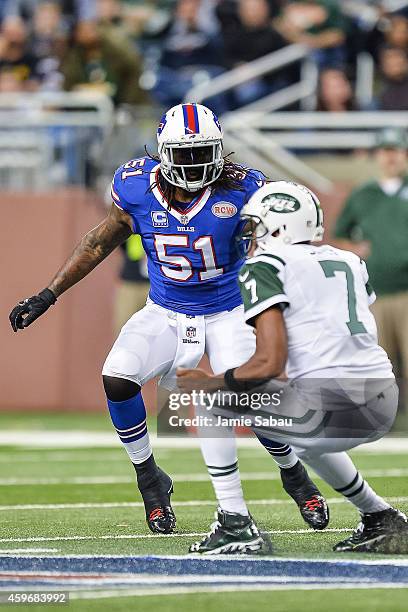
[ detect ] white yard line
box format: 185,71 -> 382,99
0,446 -> 405,464
0,496 -> 407,513
0,432 -> 407,452
66,583 -> 408,599
0,498 -> 310,512
0,549 -> 59,554
0,468 -> 407,487
0,452 -> 129,464
0,528 -> 353,545
0,432 -> 210,449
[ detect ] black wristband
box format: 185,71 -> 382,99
224,368 -> 270,393
224,368 -> 248,392
39,288 -> 57,306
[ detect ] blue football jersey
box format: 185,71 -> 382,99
111,157 -> 265,315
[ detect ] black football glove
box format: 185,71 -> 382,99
9,288 -> 57,332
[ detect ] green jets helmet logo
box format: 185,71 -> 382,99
262,193 -> 301,213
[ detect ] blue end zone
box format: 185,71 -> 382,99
1,556 -> 408,591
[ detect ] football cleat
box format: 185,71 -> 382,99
137,466 -> 176,534
280,461 -> 329,530
334,507 -> 408,553
189,508 -> 273,555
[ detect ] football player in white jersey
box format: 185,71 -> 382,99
178,181 -> 408,554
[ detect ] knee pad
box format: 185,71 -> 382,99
103,375 -> 141,402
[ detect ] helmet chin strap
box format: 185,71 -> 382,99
259,225 -> 292,248
258,232 -> 293,250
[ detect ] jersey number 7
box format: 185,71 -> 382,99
319,260 -> 368,335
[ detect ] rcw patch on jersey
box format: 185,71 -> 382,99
211,202 -> 237,218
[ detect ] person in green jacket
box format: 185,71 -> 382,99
334,127 -> 408,387
61,19 -> 149,106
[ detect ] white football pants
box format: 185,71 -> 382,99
103,299 -> 253,475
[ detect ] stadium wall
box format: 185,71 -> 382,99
1,189 -> 118,412
0,183 -> 351,412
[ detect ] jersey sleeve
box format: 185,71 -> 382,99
360,259 -> 376,305
111,165 -> 133,213
243,169 -> 267,200
239,256 -> 289,326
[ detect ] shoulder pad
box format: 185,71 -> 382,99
111,157 -> 157,212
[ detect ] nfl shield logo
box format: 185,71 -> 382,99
180,215 -> 189,225
186,326 -> 196,338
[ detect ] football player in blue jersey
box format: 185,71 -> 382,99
9,103 -> 328,551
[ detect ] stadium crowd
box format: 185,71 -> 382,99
0,0 -> 408,111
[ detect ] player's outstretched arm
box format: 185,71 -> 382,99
47,204 -> 133,298
9,204 -> 133,332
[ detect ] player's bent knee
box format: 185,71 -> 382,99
103,375 -> 141,402
291,447 -> 317,463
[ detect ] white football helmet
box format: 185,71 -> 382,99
157,103 -> 224,192
240,181 -> 324,250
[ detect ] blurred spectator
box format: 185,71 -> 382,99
316,67 -> 356,111
97,0 -> 123,25
97,0 -> 131,42
2,0 -> 39,22
221,0 -> 292,106
275,0 -> 347,68
30,1 -> 66,90
2,0 -> 96,26
150,0 -> 227,112
334,128 -> 408,386
61,20 -> 148,106
158,0 -> 220,69
123,0 -> 173,38
384,13 -> 408,51
0,18 -> 39,91
378,46 -> 408,110
364,11 -> 408,65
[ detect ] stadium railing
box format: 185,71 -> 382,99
185,44 -> 377,116
220,111 -> 408,193
0,92 -> 114,189
2,93 -> 408,194
185,44 -> 319,114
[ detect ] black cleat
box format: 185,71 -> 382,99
137,466 -> 176,534
189,508 -> 273,555
334,507 -> 408,553
280,461 -> 329,530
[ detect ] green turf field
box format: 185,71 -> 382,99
0,412 -> 407,611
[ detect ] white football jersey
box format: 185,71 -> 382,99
239,243 -> 393,379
